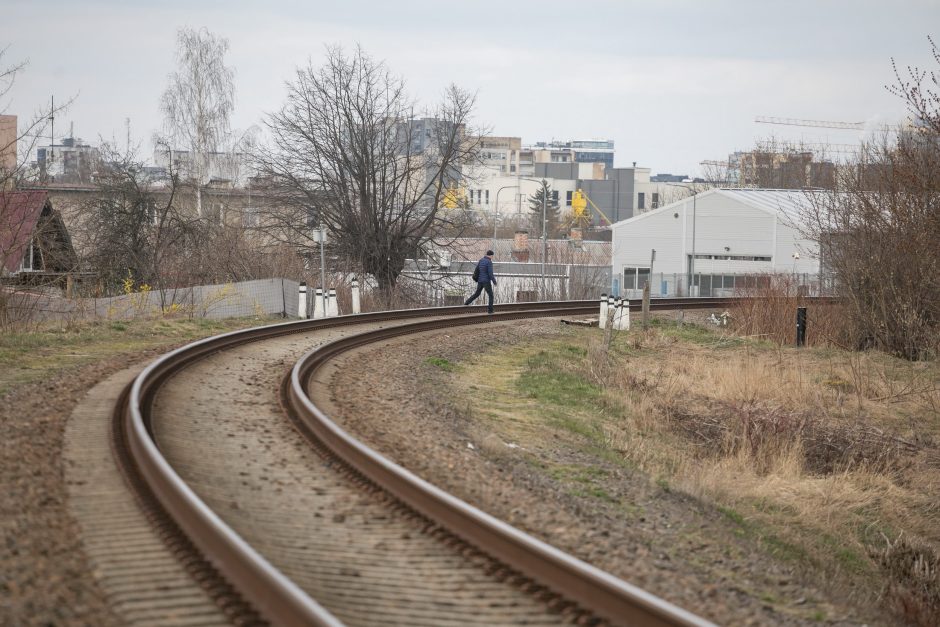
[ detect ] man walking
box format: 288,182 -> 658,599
465,250 -> 497,314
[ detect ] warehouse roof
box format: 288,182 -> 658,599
613,188 -> 820,230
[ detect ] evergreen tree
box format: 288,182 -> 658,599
527,179 -> 561,238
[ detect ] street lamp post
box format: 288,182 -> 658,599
542,190 -> 548,297
691,192 -> 697,295
515,177 -> 550,299
493,185 -> 519,247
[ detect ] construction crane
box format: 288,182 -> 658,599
755,116 -> 865,130
566,189 -> 614,229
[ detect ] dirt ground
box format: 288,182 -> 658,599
0,312 -> 913,626
326,318 -> 891,626
1,351 -> 154,626
0,316 -> 280,626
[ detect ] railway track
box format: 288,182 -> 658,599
102,299 -> 736,626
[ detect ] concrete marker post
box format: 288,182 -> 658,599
603,296 -> 617,350
351,279 -> 361,314
298,282 -> 307,319
327,288 -> 338,317
599,293 -> 608,329
314,288 -> 324,319
615,296 -> 631,331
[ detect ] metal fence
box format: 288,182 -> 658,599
616,272 -> 829,299
401,260 -> 611,305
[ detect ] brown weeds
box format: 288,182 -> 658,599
588,321 -> 940,623
729,275 -> 847,348
874,534 -> 940,627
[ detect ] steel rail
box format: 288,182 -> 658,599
119,301 -> 607,626
119,296 -> 787,625
287,305 -> 722,627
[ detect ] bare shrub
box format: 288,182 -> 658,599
663,396 -> 928,476
874,534 -> 940,626
799,38 -> 940,360
729,274 -> 847,347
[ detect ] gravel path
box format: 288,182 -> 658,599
0,352 -> 165,626
151,325 -> 572,626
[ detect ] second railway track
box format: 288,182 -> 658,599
112,300 -> 734,626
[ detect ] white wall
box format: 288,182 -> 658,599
463,165 -> 578,219
611,189 -> 820,284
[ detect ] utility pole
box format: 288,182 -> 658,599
49,95 -> 55,173
541,187 -> 547,299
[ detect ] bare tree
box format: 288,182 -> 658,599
800,38 -> 940,360
1,47 -> 76,329
159,27 -> 236,217
890,35 -> 940,136
255,46 -> 481,303
0,47 -> 72,190
77,140 -> 200,302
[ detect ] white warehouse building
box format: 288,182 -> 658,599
610,188 -> 822,298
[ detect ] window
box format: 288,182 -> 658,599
652,193 -> 659,208
623,267 -> 651,290
485,190 -> 490,204
637,192 -> 645,209
692,254 -> 771,262
566,190 -> 573,206
510,164 -> 516,173
551,190 -> 559,204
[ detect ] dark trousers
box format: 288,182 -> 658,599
465,281 -> 495,313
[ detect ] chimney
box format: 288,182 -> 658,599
512,230 -> 529,262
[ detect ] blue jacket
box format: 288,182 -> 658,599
477,256 -> 496,284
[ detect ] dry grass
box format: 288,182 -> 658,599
450,313 -> 939,623
0,315 -> 284,396
728,276 -> 849,348
580,320 -> 940,624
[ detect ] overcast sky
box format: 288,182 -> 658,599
3,0 -> 938,175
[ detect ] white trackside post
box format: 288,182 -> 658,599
615,297 -> 631,330
599,293 -> 608,329
351,279 -> 361,314
327,288 -> 338,317
314,288 -> 324,319
298,282 -> 308,319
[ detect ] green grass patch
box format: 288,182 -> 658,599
425,356 -> 456,371
546,414 -> 605,442
719,505 -> 747,526
517,351 -> 604,408
571,486 -> 617,502
762,532 -> 809,563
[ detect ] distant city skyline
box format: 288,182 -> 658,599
3,0 -> 938,175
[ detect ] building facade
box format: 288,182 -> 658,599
610,188 -> 821,297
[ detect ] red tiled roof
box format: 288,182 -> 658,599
1,191 -> 49,273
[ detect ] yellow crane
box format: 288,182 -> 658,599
567,188 -> 614,229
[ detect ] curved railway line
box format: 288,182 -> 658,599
90,299 -> 744,626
